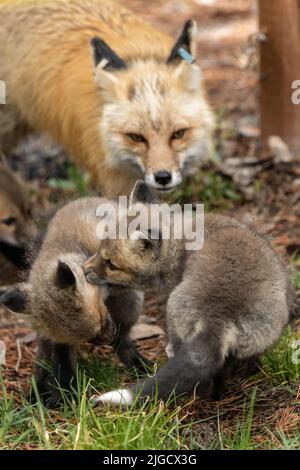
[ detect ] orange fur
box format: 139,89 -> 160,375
0,0 -> 214,196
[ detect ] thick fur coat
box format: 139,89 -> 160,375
0,0 -> 214,195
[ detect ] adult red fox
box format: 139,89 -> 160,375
0,0 -> 214,196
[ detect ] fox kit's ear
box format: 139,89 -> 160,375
55,257 -> 87,290
130,229 -> 161,256
55,260 -> 77,289
0,284 -> 31,315
167,20 -> 197,64
129,181 -> 158,206
91,37 -> 126,90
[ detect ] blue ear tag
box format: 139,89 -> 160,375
178,47 -> 195,64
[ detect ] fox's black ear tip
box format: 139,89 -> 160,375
90,36 -> 127,70
90,36 -> 100,47
183,19 -> 196,36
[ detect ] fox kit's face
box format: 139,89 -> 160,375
0,257 -> 116,346
84,182 -> 171,290
91,21 -> 214,193
0,163 -> 32,247
51,256 -> 116,344
85,235 -> 161,290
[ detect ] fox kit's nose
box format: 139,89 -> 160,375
154,171 -> 172,186
85,269 -> 106,286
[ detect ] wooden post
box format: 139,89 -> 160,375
259,0 -> 300,155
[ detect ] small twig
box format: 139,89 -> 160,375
15,338 -> 22,372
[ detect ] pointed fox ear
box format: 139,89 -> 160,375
130,229 -> 161,257
167,20 -> 197,64
0,284 -> 31,315
55,260 -> 77,289
91,37 -> 127,91
55,258 -> 86,290
91,37 -> 126,71
129,181 -> 158,206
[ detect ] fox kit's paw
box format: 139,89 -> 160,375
92,388 -> 134,407
117,342 -> 153,372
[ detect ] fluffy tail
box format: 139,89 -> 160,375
93,334 -> 224,406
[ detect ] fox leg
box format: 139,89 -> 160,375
94,332 -> 224,406
106,289 -> 151,369
31,337 -> 77,408
212,354 -> 261,400
30,337 -> 53,401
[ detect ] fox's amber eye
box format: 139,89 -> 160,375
171,129 -> 187,140
2,216 -> 16,226
105,259 -> 118,271
126,133 -> 147,144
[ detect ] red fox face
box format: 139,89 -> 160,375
91,21 -> 215,193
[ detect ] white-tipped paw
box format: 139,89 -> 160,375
92,388 -> 133,407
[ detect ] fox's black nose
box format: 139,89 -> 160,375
154,171 -> 172,186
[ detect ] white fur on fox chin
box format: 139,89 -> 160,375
92,388 -> 133,406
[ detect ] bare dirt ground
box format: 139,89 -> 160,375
1,0 -> 300,447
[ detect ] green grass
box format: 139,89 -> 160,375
171,170 -> 243,211
219,388 -> 257,450
263,327 -> 300,386
1,324 -> 300,451
1,157 -> 299,449
0,359 -> 191,450
48,164 -> 89,197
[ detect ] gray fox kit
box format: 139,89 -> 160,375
84,182 -> 295,406
0,197 -> 145,407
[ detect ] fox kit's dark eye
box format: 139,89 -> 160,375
126,133 -> 147,144
2,217 -> 16,226
171,129 -> 187,140
105,259 -> 118,271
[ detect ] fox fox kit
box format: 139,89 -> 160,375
0,159 -> 33,269
84,182 -> 295,406
0,0 -> 214,196
0,197 -> 145,407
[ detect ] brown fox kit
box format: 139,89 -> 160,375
0,158 -> 33,270
84,182 -> 295,406
0,0 -> 214,196
0,197 -> 145,407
